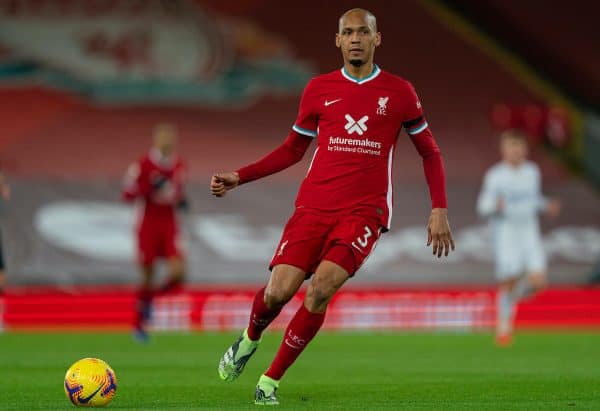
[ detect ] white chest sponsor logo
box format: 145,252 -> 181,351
344,114 -> 369,135
325,98 -> 342,106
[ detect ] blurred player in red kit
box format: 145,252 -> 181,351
122,123 -> 187,341
211,8 -> 455,405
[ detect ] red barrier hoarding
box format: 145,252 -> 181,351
2,286 -> 599,331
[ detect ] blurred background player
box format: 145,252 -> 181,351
0,167 -> 9,295
212,8 -> 454,405
477,130 -> 560,346
122,123 -> 187,341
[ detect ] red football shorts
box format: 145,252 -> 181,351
269,207 -> 382,276
137,219 -> 183,266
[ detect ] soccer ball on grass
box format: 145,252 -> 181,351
64,358 -> 117,407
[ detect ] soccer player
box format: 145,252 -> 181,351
0,168 -> 9,295
477,130 -> 560,346
211,8 -> 455,405
122,123 -> 187,341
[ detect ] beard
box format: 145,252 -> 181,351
349,59 -> 364,67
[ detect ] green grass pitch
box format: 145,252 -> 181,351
1,331 -> 599,410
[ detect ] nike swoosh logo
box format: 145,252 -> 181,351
77,384 -> 104,404
324,98 -> 342,106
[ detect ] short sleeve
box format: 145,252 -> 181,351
402,83 -> 429,136
292,80 -> 318,138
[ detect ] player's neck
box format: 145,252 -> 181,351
343,61 -> 375,80
504,159 -> 524,168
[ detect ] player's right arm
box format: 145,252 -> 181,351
210,131 -> 312,197
122,160 -> 152,202
211,80 -> 317,197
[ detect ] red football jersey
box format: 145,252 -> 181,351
122,150 -> 186,223
292,65 -> 429,229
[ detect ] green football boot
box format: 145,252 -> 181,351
218,328 -> 260,382
254,374 -> 279,406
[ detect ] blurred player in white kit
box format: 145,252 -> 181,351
477,130 -> 560,345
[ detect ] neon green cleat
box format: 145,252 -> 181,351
218,328 -> 260,382
254,374 -> 279,406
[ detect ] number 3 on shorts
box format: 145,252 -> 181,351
352,225 -> 373,253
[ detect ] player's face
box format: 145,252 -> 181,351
501,137 -> 528,166
153,127 -> 177,157
336,12 -> 381,67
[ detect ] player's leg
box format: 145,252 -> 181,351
527,271 -> 547,292
496,276 -> 519,345
160,256 -> 185,294
264,260 -> 348,376
252,264 -> 307,338
256,259 -> 350,405
220,209 -> 330,383
518,239 -> 548,299
134,263 -> 154,340
133,226 -> 157,341
159,226 -> 185,294
494,225 -> 524,345
255,211 -> 380,405
497,234 -> 547,345
509,270 -> 546,301
219,264 -> 306,382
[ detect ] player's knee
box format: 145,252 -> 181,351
500,278 -> 518,292
305,282 -> 335,312
529,274 -> 547,292
169,260 -> 185,278
264,285 -> 294,309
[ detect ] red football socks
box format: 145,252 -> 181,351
247,287 -> 283,341
265,304 -> 326,381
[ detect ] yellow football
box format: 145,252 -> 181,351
64,358 -> 117,407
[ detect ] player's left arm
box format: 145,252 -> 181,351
403,84 -> 455,258
122,160 -> 154,201
413,128 -> 455,258
121,162 -> 141,202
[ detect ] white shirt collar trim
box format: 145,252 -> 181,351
340,64 -> 381,84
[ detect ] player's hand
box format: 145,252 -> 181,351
427,208 -> 455,258
210,172 -> 240,197
151,175 -> 169,190
545,198 -> 561,218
